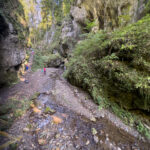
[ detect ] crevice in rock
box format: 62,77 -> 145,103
14,63 -> 22,71
0,14 -> 9,40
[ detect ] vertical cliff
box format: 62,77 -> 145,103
0,0 -> 28,87
58,0 -> 149,59
71,0 -> 147,30
64,1 -> 150,111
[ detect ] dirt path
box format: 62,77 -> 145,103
0,68 -> 150,150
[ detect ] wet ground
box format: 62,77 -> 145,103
0,68 -> 150,150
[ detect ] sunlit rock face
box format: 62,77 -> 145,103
60,17 -> 81,57
73,0 -> 146,30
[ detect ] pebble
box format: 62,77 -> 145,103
100,140 -> 103,144
86,140 -> 90,145
55,134 -> 60,138
23,128 -> 30,132
94,135 -> 99,143
100,130 -> 104,135
106,137 -> 109,141
90,117 -> 97,122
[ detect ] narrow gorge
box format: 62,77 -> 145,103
0,0 -> 150,149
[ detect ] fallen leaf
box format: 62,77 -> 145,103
92,128 -> 97,135
33,107 -> 41,113
52,116 -> 62,124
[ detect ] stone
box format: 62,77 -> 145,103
93,135 -> 99,143
47,54 -> 63,68
23,128 -> 30,132
90,117 -> 97,122
70,6 -> 87,24
0,15 -> 26,87
55,134 -> 60,139
86,140 -> 90,145
74,0 -> 146,30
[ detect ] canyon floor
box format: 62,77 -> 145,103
0,66 -> 150,150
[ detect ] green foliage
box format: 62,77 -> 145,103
64,14 -> 150,139
118,15 -> 131,27
84,19 -> 97,31
32,50 -> 50,71
8,98 -> 31,118
65,15 -> 150,112
44,106 -> 55,114
1,0 -> 29,44
137,122 -> 150,139
0,98 -> 31,131
50,26 -> 62,52
144,0 -> 150,14
32,46 -> 62,71
30,92 -> 40,100
0,71 -> 19,87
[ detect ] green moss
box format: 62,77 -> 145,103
0,97 -> 31,131
137,122 -> 150,139
65,15 -> 150,111
44,106 -> 56,114
144,0 -> 150,15
0,71 -> 19,87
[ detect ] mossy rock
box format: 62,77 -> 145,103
65,15 -> 150,111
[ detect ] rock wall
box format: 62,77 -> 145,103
0,0 -> 28,87
73,0 -> 146,30
60,17 -> 81,57
58,0 -> 148,58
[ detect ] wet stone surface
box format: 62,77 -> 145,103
16,94 -> 150,150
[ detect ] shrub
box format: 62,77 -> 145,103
65,15 -> 150,111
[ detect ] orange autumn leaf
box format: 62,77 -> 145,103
33,107 -> 41,113
30,103 -> 41,113
52,116 -> 62,124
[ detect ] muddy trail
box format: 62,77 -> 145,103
0,68 -> 150,150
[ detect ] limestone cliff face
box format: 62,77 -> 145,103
60,17 -> 81,57
0,0 -> 28,86
0,22 -> 25,70
71,0 -> 146,30
59,0 -> 148,57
